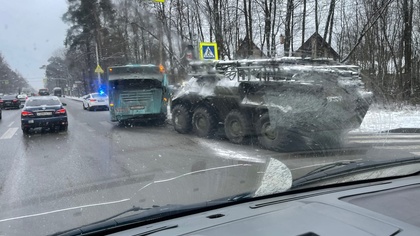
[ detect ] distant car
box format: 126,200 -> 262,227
0,94 -> 21,109
82,93 -> 109,111
38,88 -> 50,96
21,96 -> 68,134
17,94 -> 28,103
53,87 -> 62,97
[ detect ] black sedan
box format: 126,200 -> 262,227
0,94 -> 21,109
21,96 -> 68,133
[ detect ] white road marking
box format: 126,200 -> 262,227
0,198 -> 130,223
0,128 -> 19,139
7,121 -> 15,127
410,152 -> 420,156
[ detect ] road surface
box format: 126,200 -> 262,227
0,97 -> 419,235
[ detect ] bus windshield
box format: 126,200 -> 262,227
107,64 -> 169,123
109,79 -> 163,90
109,66 -> 160,75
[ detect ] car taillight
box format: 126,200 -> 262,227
21,111 -> 33,117
0,100 -> 3,103
89,99 -> 96,102
55,109 -> 66,115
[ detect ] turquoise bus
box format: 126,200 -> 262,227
107,64 -> 170,124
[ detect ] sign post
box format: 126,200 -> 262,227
94,42 -> 104,89
199,42 -> 218,60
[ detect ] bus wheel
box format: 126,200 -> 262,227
172,104 -> 192,134
192,106 -> 217,138
255,113 -> 289,151
224,110 -> 251,144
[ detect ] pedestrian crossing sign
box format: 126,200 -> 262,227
95,65 -> 104,74
199,42 -> 218,60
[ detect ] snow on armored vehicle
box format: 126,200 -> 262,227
171,57 -> 373,151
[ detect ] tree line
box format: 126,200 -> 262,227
46,0 -> 418,103
0,53 -> 32,95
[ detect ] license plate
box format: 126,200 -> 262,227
5,102 -> 11,104
37,112 -> 52,116
98,100 -> 104,102
28,120 -> 34,124
130,105 -> 145,110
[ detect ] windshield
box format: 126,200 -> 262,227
2,95 -> 17,99
109,79 -> 163,90
1,0 -> 420,235
26,98 -> 61,106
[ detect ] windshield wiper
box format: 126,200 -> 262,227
52,192 -> 256,236
292,157 -> 420,189
51,205 -> 157,236
303,160 -> 358,176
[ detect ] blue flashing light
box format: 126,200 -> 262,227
98,84 -> 107,96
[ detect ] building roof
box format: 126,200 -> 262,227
235,36 -> 267,59
294,32 -> 340,60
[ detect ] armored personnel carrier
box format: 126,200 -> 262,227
171,57 -> 372,151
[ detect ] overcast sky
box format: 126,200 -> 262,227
0,0 -> 68,90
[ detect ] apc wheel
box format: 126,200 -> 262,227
224,110 -> 252,144
192,106 -> 217,138
83,103 -> 86,110
172,104 -> 192,134
255,113 -> 289,151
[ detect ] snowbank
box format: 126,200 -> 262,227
352,104 -> 420,133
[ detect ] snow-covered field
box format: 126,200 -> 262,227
352,104 -> 420,133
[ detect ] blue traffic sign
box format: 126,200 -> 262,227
199,42 -> 218,60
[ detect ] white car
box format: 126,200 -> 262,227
82,93 -> 109,111
17,94 -> 28,103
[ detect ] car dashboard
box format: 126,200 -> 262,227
106,175 -> 420,236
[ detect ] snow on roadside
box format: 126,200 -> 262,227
352,104 -> 420,133
63,96 -> 83,102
